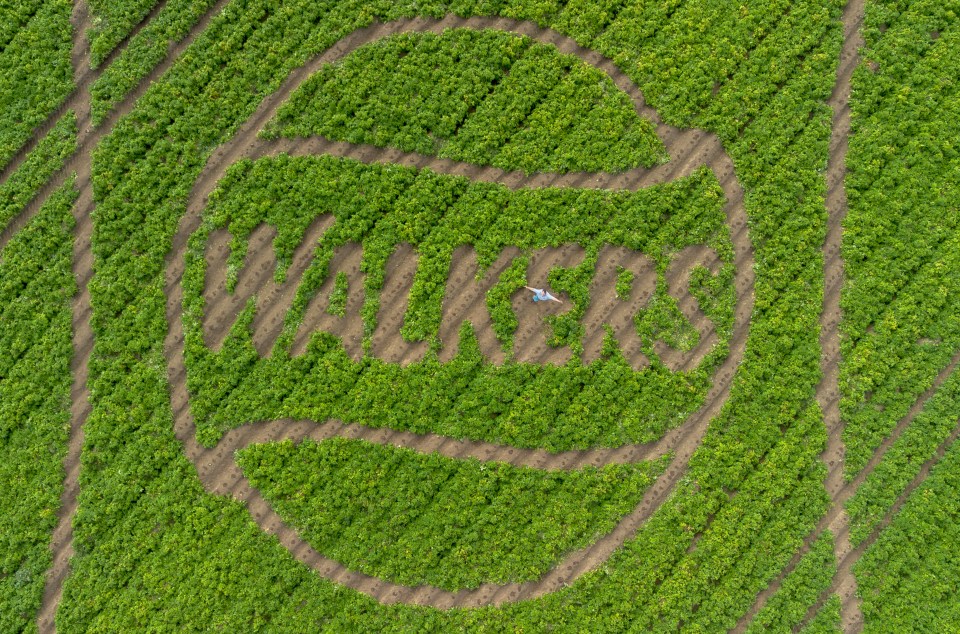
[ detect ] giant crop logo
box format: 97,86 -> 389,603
163,19 -> 754,604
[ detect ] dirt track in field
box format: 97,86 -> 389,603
161,15 -> 755,608
34,5 -> 94,630
10,0 -> 955,630
27,0 -> 237,631
735,1 -> 960,632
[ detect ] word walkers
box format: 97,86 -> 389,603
201,215 -> 721,371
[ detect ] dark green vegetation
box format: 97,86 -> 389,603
14,0 -> 960,630
183,154 -> 734,449
839,0 -> 960,478
0,183 -> 76,634
801,596 -> 842,634
89,0 -> 218,124
265,29 -> 665,173
0,113 -> 77,234
59,0 -> 846,628
745,533 -> 838,634
239,438 -> 667,589
845,368 -> 960,546
88,0 -> 159,66
840,1 -> 960,628
0,0 -> 73,170
854,438 -> 960,631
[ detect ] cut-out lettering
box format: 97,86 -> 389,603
438,245 -> 521,364
203,229 -> 722,371
292,242 -> 366,359
371,243 -> 428,366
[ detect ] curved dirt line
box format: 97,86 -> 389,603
162,16 -> 755,608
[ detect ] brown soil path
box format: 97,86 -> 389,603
732,1 -> 864,630
732,352 -> 960,632
36,2 -> 93,631
732,2 -> 960,632
807,0 -> 864,626
20,0 -> 952,625
27,1 -> 236,632
162,16 -> 755,608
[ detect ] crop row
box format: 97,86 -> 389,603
183,154 -> 734,449
839,0 -> 960,477
89,0 -> 218,124
0,113 -> 76,235
853,433 -> 960,630
0,0 -> 73,170
64,0 -> 843,630
800,596 -> 842,634
239,437 -> 667,590
0,184 -> 76,633
744,533 -> 837,633
846,365 -> 960,546
88,0 -> 159,67
266,29 -> 665,173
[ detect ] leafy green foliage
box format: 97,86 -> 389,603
0,0 -> 46,51
0,0 -> 73,170
615,265 -> 633,300
745,533 -> 837,633
239,437 -> 667,589
846,366 -> 960,546
799,595 -> 842,634
839,0 -> 960,478
0,183 -> 76,634
854,436 -> 960,632
61,0 -> 845,630
88,0 -> 160,68
325,271 -> 349,317
89,0 -> 218,124
265,29 -> 666,173
181,154 -> 734,449
0,112 -> 76,234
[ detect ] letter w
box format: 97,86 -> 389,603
202,215 -> 335,356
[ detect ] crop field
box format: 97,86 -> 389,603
2,0 -> 960,632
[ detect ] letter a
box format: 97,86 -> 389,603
291,242 -> 365,359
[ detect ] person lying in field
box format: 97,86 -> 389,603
525,286 -> 562,303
